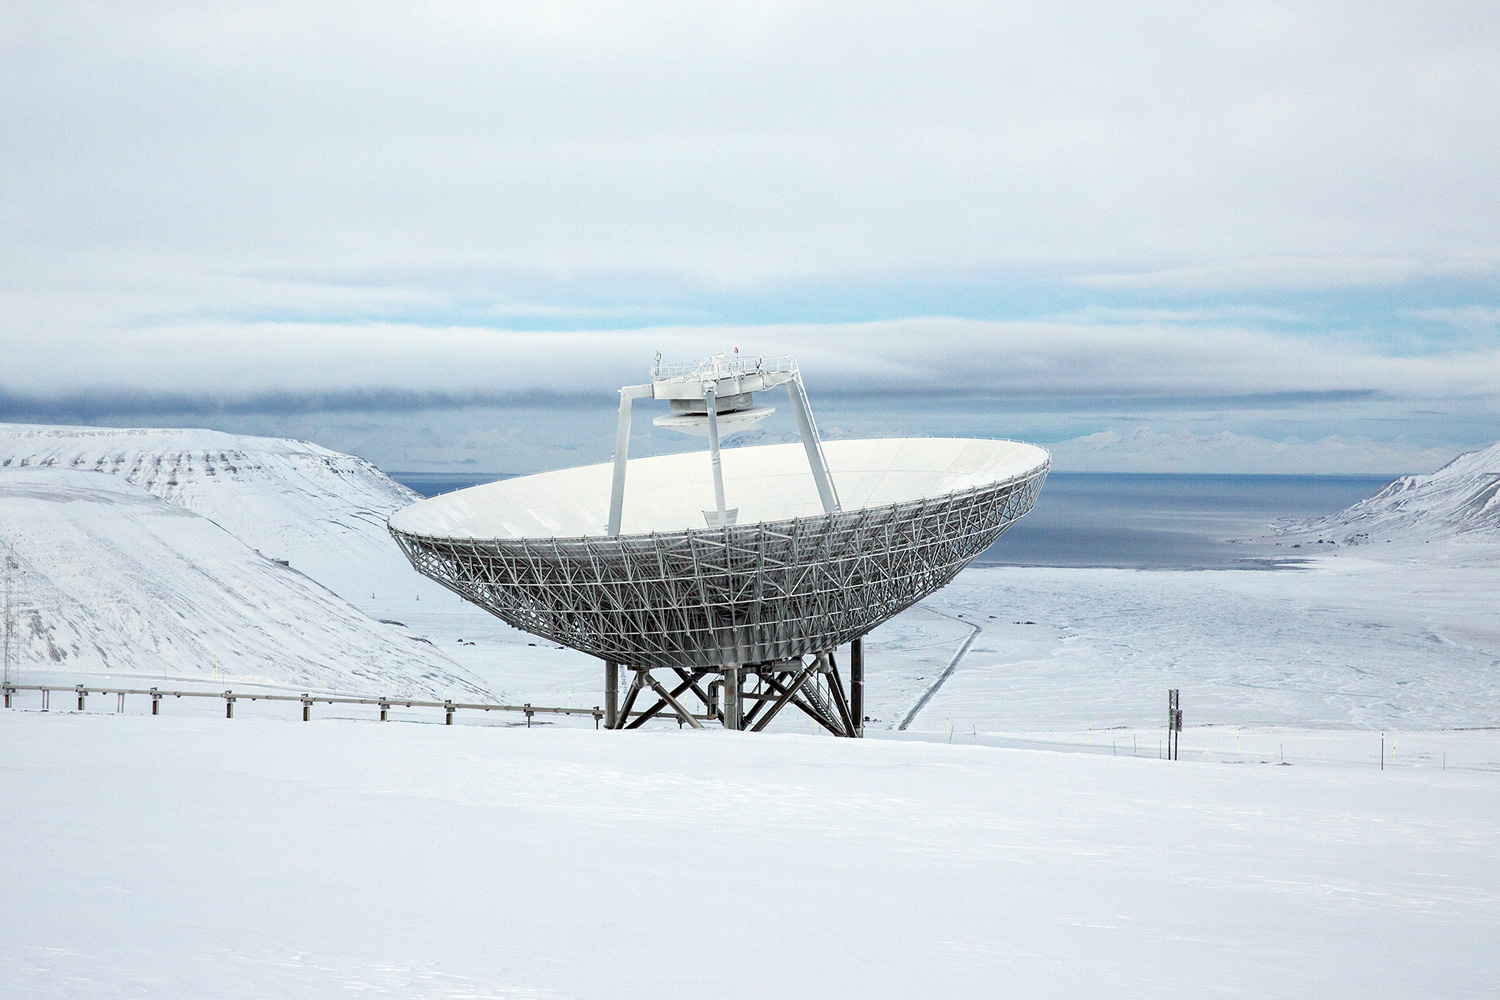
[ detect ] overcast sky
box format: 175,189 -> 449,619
3,2 -> 1499,472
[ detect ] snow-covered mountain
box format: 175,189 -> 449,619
0,470 -> 489,697
0,423 -> 449,605
1288,440 -> 1500,544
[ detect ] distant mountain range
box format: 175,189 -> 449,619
1288,440 -> 1500,545
0,423 -> 453,605
0,424 -> 489,696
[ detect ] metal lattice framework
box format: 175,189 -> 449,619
389,462 -> 1047,671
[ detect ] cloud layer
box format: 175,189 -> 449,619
3,3 -> 1498,471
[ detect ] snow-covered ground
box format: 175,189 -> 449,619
0,423 -> 455,607
0,423 -> 508,698
5,424 -> 1499,996
0,469 -> 489,699
1288,439 -> 1500,544
2,714 -> 1496,999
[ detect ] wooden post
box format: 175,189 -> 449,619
850,638 -> 865,737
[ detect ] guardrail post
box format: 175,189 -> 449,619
379,699 -> 389,722
3,685 -> 12,708
117,691 -> 125,713
444,701 -> 454,725
151,688 -> 161,715
77,684 -> 86,711
524,703 -> 533,727
301,695 -> 311,721
593,707 -> 602,729
41,688 -> 49,711
224,691 -> 235,719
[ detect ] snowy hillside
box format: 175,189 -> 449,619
0,423 -> 449,605
0,470 -> 490,698
1285,439 -> 1500,544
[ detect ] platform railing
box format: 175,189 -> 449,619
0,683 -> 602,727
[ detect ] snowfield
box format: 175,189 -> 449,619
1,715 -> 1496,999
1289,439 -> 1500,545
0,468 -> 489,698
0,422 -> 450,606
3,424 -> 1500,997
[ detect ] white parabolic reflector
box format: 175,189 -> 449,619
390,437 -> 1049,669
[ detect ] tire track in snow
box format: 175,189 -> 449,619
897,606 -> 982,731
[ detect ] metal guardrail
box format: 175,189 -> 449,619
1,683 -> 603,727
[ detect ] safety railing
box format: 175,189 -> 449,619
1,683 -> 602,727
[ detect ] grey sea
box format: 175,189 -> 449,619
389,471 -> 1396,571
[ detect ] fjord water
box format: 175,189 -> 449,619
391,470 -> 1396,571
982,472 -> 1396,569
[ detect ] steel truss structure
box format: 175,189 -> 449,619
603,644 -> 866,736
390,465 -> 1046,673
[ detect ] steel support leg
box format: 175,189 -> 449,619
786,377 -> 840,514
641,670 -> 704,729
749,660 -> 815,733
851,637 -> 864,737
824,652 -> 857,737
723,665 -> 742,730
705,386 -> 728,527
607,384 -> 652,536
614,669 -> 646,729
604,659 -> 619,729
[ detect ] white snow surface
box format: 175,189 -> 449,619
4,431 -> 1500,995
0,422 -> 445,605
1287,439 -> 1500,545
0,469 -> 488,698
2,714 -> 1497,999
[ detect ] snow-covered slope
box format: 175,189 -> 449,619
0,423 -> 444,604
1288,439 -> 1500,544
4,717 -> 1497,999
0,470 -> 489,697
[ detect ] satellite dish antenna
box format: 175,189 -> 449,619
387,353 -> 1050,736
